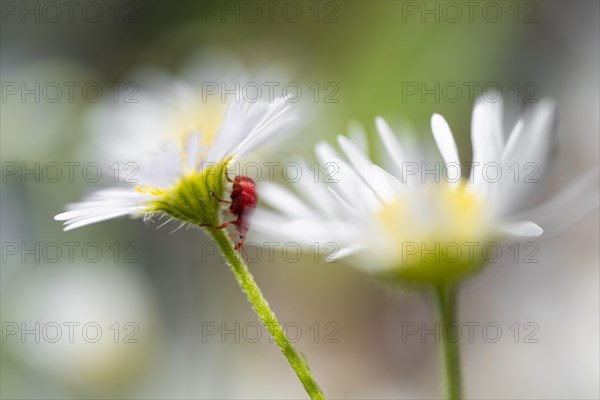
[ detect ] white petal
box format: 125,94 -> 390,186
327,187 -> 361,218
138,140 -> 183,187
326,243 -> 365,261
469,100 -> 504,193
54,188 -> 147,231
512,170 -> 599,232
314,141 -> 379,212
62,209 -> 139,231
375,116 -> 411,186
494,100 -> 557,216
431,113 -> 461,182
501,118 -> 524,166
501,100 -> 557,168
251,213 -> 357,247
337,135 -> 395,203
314,141 -> 341,165
259,183 -> 313,218
185,133 -> 201,171
231,97 -> 297,160
348,121 -> 369,155
293,159 -> 339,217
499,220 -> 544,237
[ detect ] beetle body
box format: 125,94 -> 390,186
201,174 -> 257,255
228,176 -> 257,249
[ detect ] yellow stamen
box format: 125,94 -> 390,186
135,185 -> 166,197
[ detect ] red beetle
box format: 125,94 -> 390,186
201,173 -> 257,258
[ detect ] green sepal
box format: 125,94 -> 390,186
147,158 -> 231,226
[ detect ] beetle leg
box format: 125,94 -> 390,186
210,191 -> 231,204
199,220 -> 235,229
225,171 -> 234,183
236,239 -> 248,261
234,238 -> 246,250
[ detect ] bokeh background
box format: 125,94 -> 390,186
1,1 -> 599,399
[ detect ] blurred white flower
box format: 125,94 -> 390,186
84,51 -> 296,164
55,94 -> 296,231
253,99 -> 599,284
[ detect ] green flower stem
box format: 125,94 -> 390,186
208,228 -> 325,400
435,284 -> 462,400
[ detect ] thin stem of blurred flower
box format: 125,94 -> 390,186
208,228 -> 325,400
436,284 -> 462,400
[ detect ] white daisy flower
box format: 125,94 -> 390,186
55,94 -> 297,231
253,98 -> 599,285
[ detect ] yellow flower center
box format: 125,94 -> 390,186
374,181 -> 493,285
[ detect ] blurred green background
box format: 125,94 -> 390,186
1,1 -> 598,399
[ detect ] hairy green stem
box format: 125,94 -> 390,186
208,228 -> 325,400
435,284 -> 462,400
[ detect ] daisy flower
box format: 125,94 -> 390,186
253,98 -> 599,286
252,97 -> 597,400
54,76 -> 325,399
55,94 -> 296,231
